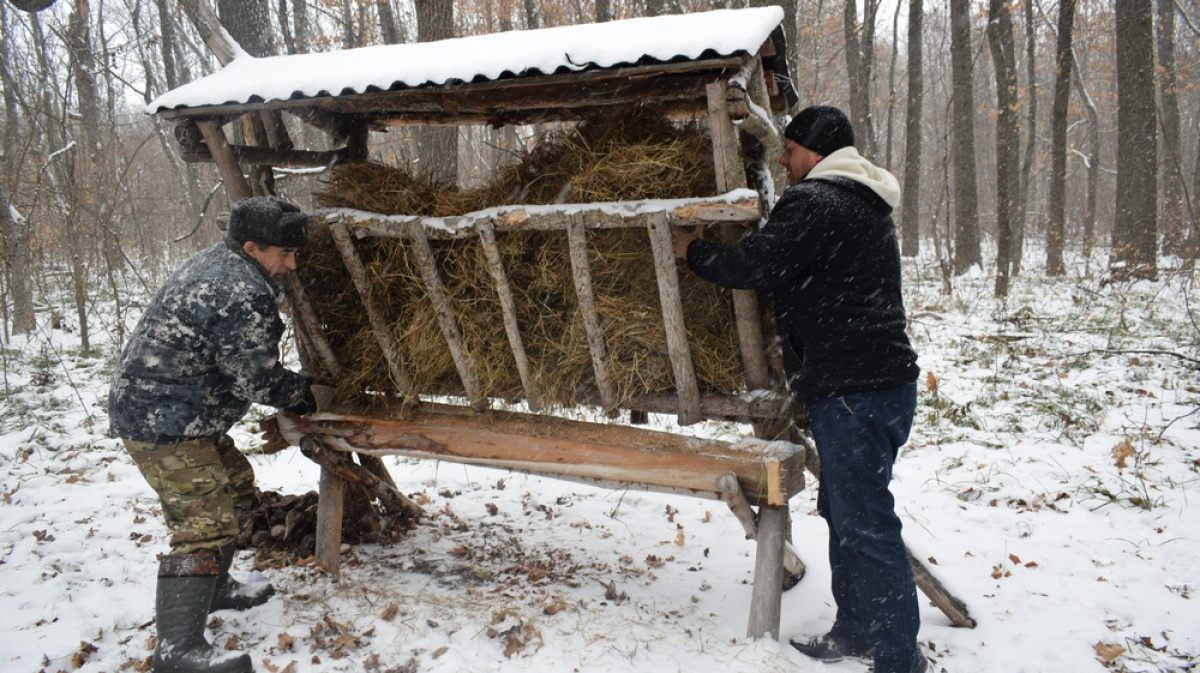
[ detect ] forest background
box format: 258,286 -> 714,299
1,2 -> 1199,672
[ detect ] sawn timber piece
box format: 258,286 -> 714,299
277,404 -> 805,507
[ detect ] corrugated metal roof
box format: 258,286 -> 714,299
147,7 -> 785,114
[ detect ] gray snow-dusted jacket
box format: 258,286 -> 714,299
685,146 -> 919,401
109,239 -> 310,443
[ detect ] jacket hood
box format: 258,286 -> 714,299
806,146 -> 900,209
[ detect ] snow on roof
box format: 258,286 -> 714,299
147,6 -> 785,114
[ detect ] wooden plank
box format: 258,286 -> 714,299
567,214 -> 617,414
405,220 -> 487,411
339,197 -> 761,240
477,219 -> 544,411
328,222 -> 418,403
747,504 -> 788,639
646,211 -> 701,425
196,119 -> 253,201
277,410 -> 807,505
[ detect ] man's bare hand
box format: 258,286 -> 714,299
670,225 -> 703,260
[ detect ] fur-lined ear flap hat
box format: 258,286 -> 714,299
784,105 -> 855,156
227,196 -> 308,248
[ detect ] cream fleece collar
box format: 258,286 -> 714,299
805,146 -> 901,209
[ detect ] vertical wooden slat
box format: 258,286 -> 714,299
646,212 -> 702,425
706,81 -> 773,399
706,80 -> 748,193
282,274 -> 342,379
477,219 -> 544,411
567,214 -> 616,413
328,221 -> 418,404
406,220 -> 486,411
196,119 -> 252,202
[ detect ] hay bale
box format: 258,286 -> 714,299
302,107 -> 753,410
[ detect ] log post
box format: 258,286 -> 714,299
309,438 -> 345,577
196,120 -> 253,202
705,81 -> 773,403
747,504 -> 788,639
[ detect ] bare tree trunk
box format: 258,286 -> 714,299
900,0 -> 924,258
949,0 -> 981,274
1110,0 -> 1159,281
0,4 -> 35,336
884,1 -> 901,170
1071,51 -> 1100,268
1045,0 -> 1075,277
0,183 -> 34,336
524,0 -> 539,29
416,0 -> 457,187
293,0 -> 310,53
66,0 -> 99,353
1014,0 -> 1036,275
843,0 -> 878,158
378,0 -> 401,44
218,0 -> 277,196
987,0 -> 1019,297
1156,0 -> 1185,257
595,0 -> 612,22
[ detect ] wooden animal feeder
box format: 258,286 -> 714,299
149,6 -> 974,640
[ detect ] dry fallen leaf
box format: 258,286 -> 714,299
1113,439 -> 1137,468
381,602 -> 399,621
1096,641 -> 1125,663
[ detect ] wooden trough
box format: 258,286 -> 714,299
150,7 -> 974,641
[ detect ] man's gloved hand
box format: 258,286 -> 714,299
284,384 -> 318,416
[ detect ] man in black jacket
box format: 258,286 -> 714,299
110,196 -> 317,673
672,106 -> 925,673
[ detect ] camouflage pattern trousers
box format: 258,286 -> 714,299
122,434 -> 257,555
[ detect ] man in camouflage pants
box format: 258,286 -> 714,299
109,196 -> 318,673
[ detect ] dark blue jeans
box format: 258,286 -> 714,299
809,383 -> 920,673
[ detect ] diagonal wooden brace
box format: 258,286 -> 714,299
718,471 -> 806,580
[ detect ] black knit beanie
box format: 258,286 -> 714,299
783,105 -> 855,156
227,196 -> 309,248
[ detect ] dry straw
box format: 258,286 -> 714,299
302,106 -> 758,411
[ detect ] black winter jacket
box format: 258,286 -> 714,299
686,149 -> 919,401
108,240 -> 310,443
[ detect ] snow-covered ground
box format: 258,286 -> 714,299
2,253 -> 1197,673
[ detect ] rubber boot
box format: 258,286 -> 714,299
210,543 -> 274,612
152,553 -> 252,673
